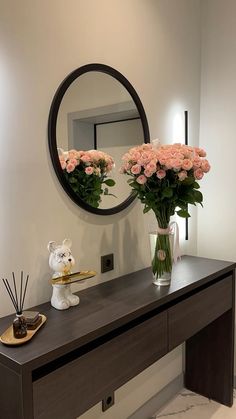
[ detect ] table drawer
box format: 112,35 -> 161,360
33,311 -> 167,419
168,276 -> 233,350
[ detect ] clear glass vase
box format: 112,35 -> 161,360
149,224 -> 174,286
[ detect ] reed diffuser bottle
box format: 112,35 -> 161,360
13,313 -> 27,339
2,272 -> 29,339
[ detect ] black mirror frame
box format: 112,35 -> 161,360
48,63 -> 150,215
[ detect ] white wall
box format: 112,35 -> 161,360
199,0 -> 236,261
199,0 -> 236,374
0,0 -> 201,417
57,72 -> 132,147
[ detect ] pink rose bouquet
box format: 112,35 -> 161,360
59,149 -> 115,208
121,142 -> 210,281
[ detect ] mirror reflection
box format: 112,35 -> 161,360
56,71 -> 145,209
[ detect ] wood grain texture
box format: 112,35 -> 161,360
0,256 -> 235,371
0,363 -> 34,419
185,270 -> 235,407
0,256 -> 234,418
185,309 -> 235,406
0,363 -> 23,418
168,275 -> 233,350
0,315 -> 46,346
33,312 -> 168,419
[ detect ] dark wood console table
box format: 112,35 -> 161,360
0,256 -> 235,419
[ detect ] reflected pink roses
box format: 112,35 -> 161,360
59,149 -> 115,208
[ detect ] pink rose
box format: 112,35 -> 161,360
144,169 -> 153,178
156,169 -> 166,179
201,159 -> 211,173
164,159 -> 173,170
173,152 -> 184,160
77,151 -> 85,158
195,147 -> 206,157
68,150 -> 77,159
182,159 -> 193,171
122,152 -> 131,161
171,158 -> 183,170
141,143 -> 152,151
159,158 -> 167,166
139,153 -> 149,164
131,164 -> 142,175
194,168 -> 204,180
81,154 -> 91,163
183,150 -> 192,159
130,151 -> 140,161
178,170 -> 187,181
85,166 -> 94,175
124,162 -> 132,171
66,163 -> 75,173
107,163 -> 113,172
146,161 -> 157,172
193,156 -> 201,169
136,175 -> 147,184
69,158 -> 78,166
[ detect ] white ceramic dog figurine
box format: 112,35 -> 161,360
48,239 -> 80,310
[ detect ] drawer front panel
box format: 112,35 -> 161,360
169,276 -> 232,350
33,311 -> 167,419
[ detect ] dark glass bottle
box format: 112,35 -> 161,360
13,313 -> 27,339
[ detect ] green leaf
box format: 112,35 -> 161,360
193,190 -> 203,203
68,177 -> 77,184
162,187 -> 173,198
93,190 -> 102,197
182,176 -> 195,186
103,179 -> 115,187
143,206 -> 151,213
130,182 -> 140,190
181,192 -> 197,205
193,182 -> 200,189
177,209 -> 191,218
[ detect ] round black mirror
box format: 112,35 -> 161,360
48,63 -> 150,215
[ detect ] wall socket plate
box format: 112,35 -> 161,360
101,253 -> 114,273
102,392 -> 115,411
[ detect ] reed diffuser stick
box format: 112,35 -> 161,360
21,274 -> 29,312
2,272 -> 29,340
19,271 -> 23,313
2,272 -> 29,314
5,279 -> 18,311
2,279 -> 18,312
12,272 -> 19,313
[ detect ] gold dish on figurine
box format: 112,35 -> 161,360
50,270 -> 96,285
0,314 -> 47,346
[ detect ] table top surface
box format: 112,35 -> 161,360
0,255 -> 235,372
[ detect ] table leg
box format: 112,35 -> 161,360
0,363 -> 33,418
185,308 -> 235,407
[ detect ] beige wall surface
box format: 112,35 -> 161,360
199,0 -> 236,373
0,0 -> 201,417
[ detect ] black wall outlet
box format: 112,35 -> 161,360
102,393 -> 115,411
101,254 -> 114,273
